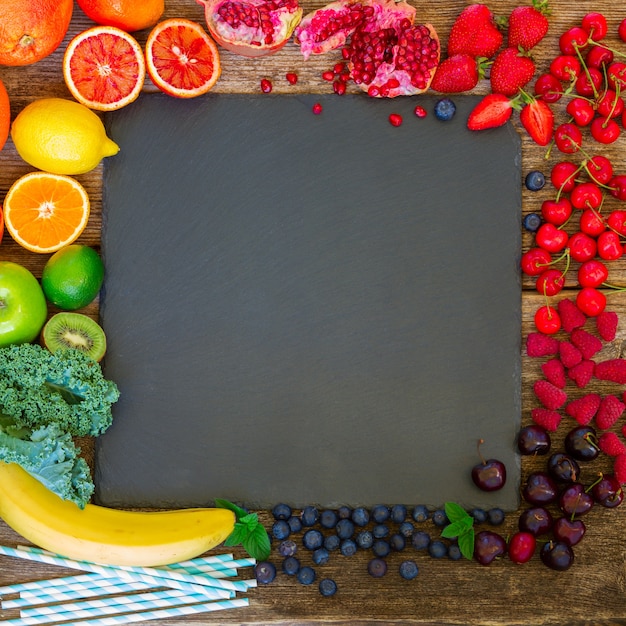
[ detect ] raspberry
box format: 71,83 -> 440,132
565,393 -> 601,425
526,332 -> 559,357
567,360 -> 595,388
598,432 -> 626,457
596,310 -> 618,342
533,380 -> 567,410
613,453 -> 626,484
541,358 -> 566,388
531,408 -> 562,431
559,341 -> 582,368
595,359 -> 626,384
557,297 -> 587,333
570,328 -> 603,360
596,394 -> 626,430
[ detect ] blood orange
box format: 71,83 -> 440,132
0,0 -> 73,66
145,19 -> 221,99
0,78 -> 10,153
63,26 -> 146,112
76,0 -> 164,33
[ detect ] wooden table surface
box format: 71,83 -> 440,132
1,0 -> 626,624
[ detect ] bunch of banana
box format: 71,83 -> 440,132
0,462 -> 235,566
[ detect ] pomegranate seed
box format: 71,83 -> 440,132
260,78 -> 273,93
322,70 -> 335,81
389,113 -> 403,127
414,105 -> 427,118
285,72 -> 298,85
333,62 -> 346,74
312,102 -> 323,115
333,80 -> 346,95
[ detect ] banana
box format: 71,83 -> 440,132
0,462 -> 236,566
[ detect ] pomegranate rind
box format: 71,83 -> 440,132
197,0 -> 303,58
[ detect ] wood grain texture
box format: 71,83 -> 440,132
0,0 -> 625,624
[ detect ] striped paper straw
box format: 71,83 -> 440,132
159,557 -> 256,577
1,597 -> 250,626
0,573 -> 103,596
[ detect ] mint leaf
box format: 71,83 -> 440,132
441,517 -> 473,539
444,501 -> 470,524
216,499 -> 271,561
223,522 -> 248,547
457,528 -> 475,560
242,524 -> 271,561
215,498 -> 248,519
239,512 -> 259,531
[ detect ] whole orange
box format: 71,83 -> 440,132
0,0 -> 74,66
0,78 -> 10,152
77,0 -> 164,33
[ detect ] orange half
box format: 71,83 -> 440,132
3,172 -> 90,254
63,25 -> 146,112
145,18 -> 221,99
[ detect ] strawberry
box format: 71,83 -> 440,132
431,54 -> 486,93
490,47 -> 536,96
519,97 -> 554,146
596,310 -> 618,341
507,0 -> 550,51
541,358 -> 566,388
570,328 -> 603,360
567,359 -> 595,388
531,407 -> 562,432
565,393 -> 600,425
447,4 -> 503,59
534,379 -> 567,410
598,432 -> 626,457
557,298 -> 586,333
467,93 -> 513,130
595,359 -> 626,384
596,394 -> 625,430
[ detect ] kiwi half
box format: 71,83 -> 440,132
42,312 -> 107,362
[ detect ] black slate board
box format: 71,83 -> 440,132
96,93 -> 522,511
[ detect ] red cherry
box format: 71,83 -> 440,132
566,98 -> 595,126
585,45 -> 613,69
619,18 -> 626,43
576,287 -> 606,317
575,67 -> 603,97
581,12 -> 608,40
508,531 -> 536,564
521,248 -> 553,276
535,223 -> 569,252
534,73 -> 563,103
585,155 -> 613,184
608,62 -> 626,91
607,209 -> 626,235
535,305 -> 562,334
554,123 -> 582,153
541,198 -> 572,226
609,175 -> 626,201
597,90 -> 624,118
551,161 -> 579,192
578,259 -> 608,288
590,117 -> 621,144
568,231 -> 597,262
570,182 -> 603,210
536,269 -> 565,296
579,208 -> 606,237
550,55 -> 581,81
597,230 -> 623,261
559,27 -> 590,55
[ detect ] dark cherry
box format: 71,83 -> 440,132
518,506 -> 553,536
553,517 -> 586,547
559,483 -> 594,516
547,452 -> 581,483
474,530 -> 507,566
564,425 -> 599,462
540,540 -> 574,571
522,472 -> 559,505
517,425 -> 551,456
471,439 -> 506,492
507,531 -> 536,564
591,474 -> 624,508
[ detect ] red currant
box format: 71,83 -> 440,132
597,230 -> 624,261
566,98 -> 595,126
581,12 -> 608,40
576,287 -> 606,317
585,155 -> 613,184
568,231 -> 597,262
541,198 -> 572,226
534,73 -> 563,103
536,269 -> 565,296
590,116 -> 621,144
550,55 -> 581,81
535,223 -> 569,252
535,305 -> 562,334
551,161 -> 579,192
521,248 -> 553,276
559,27 -> 590,55
554,123 -> 583,154
579,208 -> 606,237
578,259 -> 608,288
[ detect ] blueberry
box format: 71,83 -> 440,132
324,534 -> 341,552
434,98 -> 457,121
428,540 -> 448,558
312,547 -> 330,565
399,560 -> 419,580
487,507 -> 506,526
301,506 -> 319,527
351,507 -> 370,527
525,169 -> 546,191
372,539 -> 390,558
399,521 -> 415,537
391,504 -> 407,523
447,544 -> 463,560
278,539 -> 297,557
287,515 -> 302,534
389,533 -> 406,551
254,561 -> 276,584
340,538 -> 358,556
356,530 -> 374,550
272,520 -> 290,541
297,566 -> 316,585
302,529 -> 324,551
371,505 -> 390,523
412,504 -> 429,523
272,503 -> 292,520
522,212 -> 542,233
411,530 -> 431,550
337,505 -> 352,519
336,518 -> 355,540
282,556 -> 300,576
367,558 -> 388,578
431,509 -> 449,527
320,509 -> 339,529
372,524 -> 389,539
470,508 -> 488,524
319,578 -> 338,597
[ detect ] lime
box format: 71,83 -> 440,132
41,245 -> 105,310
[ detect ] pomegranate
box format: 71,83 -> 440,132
197,0 -> 303,57
295,0 -> 440,97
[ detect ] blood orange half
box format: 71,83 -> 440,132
145,18 -> 221,98
63,26 -> 146,112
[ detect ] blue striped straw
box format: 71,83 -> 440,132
159,557 -> 256,577
1,596 -> 250,626
0,573 -> 103,596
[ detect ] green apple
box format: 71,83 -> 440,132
0,261 -> 47,347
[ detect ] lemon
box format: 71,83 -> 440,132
11,98 -> 120,175
41,244 -> 105,310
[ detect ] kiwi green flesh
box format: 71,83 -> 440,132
43,312 -> 107,362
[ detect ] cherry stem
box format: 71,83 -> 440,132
477,438 -> 487,466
